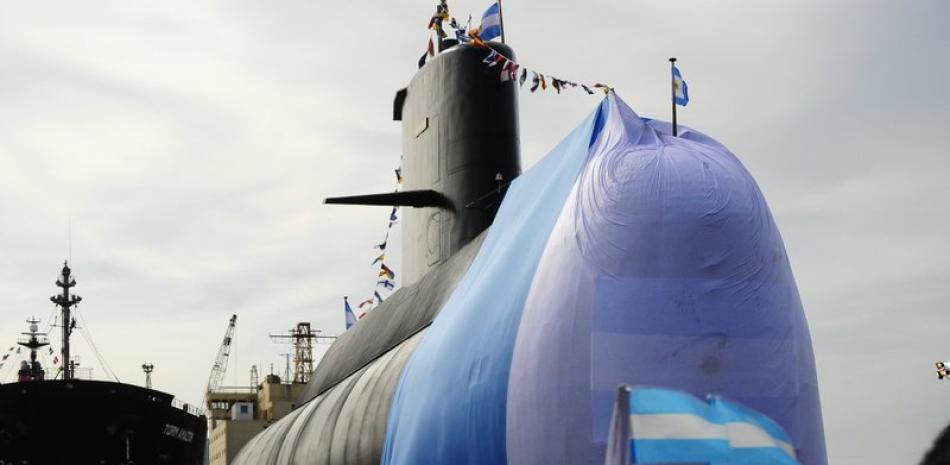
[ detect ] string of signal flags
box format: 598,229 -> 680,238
421,1 -> 692,133
419,1 -> 612,96
343,167 -> 403,330
344,2 -> 697,330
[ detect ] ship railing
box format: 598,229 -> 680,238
172,397 -> 207,417
211,385 -> 259,393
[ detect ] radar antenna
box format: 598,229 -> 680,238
16,317 -> 50,381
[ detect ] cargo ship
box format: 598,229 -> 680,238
0,262 -> 207,465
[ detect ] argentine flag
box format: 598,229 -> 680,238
480,2 -> 503,42
673,64 -> 689,106
606,387 -> 800,465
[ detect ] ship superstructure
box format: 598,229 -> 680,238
15,318 -> 50,383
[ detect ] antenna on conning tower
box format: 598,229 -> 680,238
269,323 -> 337,384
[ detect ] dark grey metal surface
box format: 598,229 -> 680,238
235,40 -> 522,465
400,42 -> 520,285
231,332 -> 424,465
301,230 -> 485,403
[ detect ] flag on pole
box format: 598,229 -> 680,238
604,386 -> 800,465
344,297 -> 357,330
672,64 -> 689,106
479,3 -> 503,42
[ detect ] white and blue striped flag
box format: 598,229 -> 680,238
606,386 -> 800,465
672,64 -> 689,106
479,2 -> 503,42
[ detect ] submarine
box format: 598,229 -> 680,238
232,17 -> 828,465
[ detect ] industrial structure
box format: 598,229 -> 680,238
205,317 -> 335,465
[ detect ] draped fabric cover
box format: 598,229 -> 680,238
381,96 -> 609,465
382,93 -> 826,465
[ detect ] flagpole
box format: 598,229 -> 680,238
669,57 -> 678,137
498,0 -> 506,44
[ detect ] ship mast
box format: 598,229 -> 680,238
17,317 -> 50,381
50,261 -> 81,380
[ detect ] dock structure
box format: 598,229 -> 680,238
206,374 -> 308,465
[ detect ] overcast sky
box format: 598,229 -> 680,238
0,1 -> 947,463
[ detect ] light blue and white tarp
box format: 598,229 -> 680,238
605,386 -> 799,465
381,93 -> 827,465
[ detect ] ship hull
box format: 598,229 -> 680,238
0,379 -> 206,465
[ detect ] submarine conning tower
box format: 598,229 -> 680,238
326,42 -> 521,285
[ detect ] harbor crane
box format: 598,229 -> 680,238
205,314 -> 237,401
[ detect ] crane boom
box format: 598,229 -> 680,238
205,314 -> 237,398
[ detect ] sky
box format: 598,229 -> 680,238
0,1 -> 947,463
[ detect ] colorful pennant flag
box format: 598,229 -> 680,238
378,279 -> 395,290
358,298 -> 375,309
379,264 -> 395,280
374,290 -> 385,304
372,253 -> 385,265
